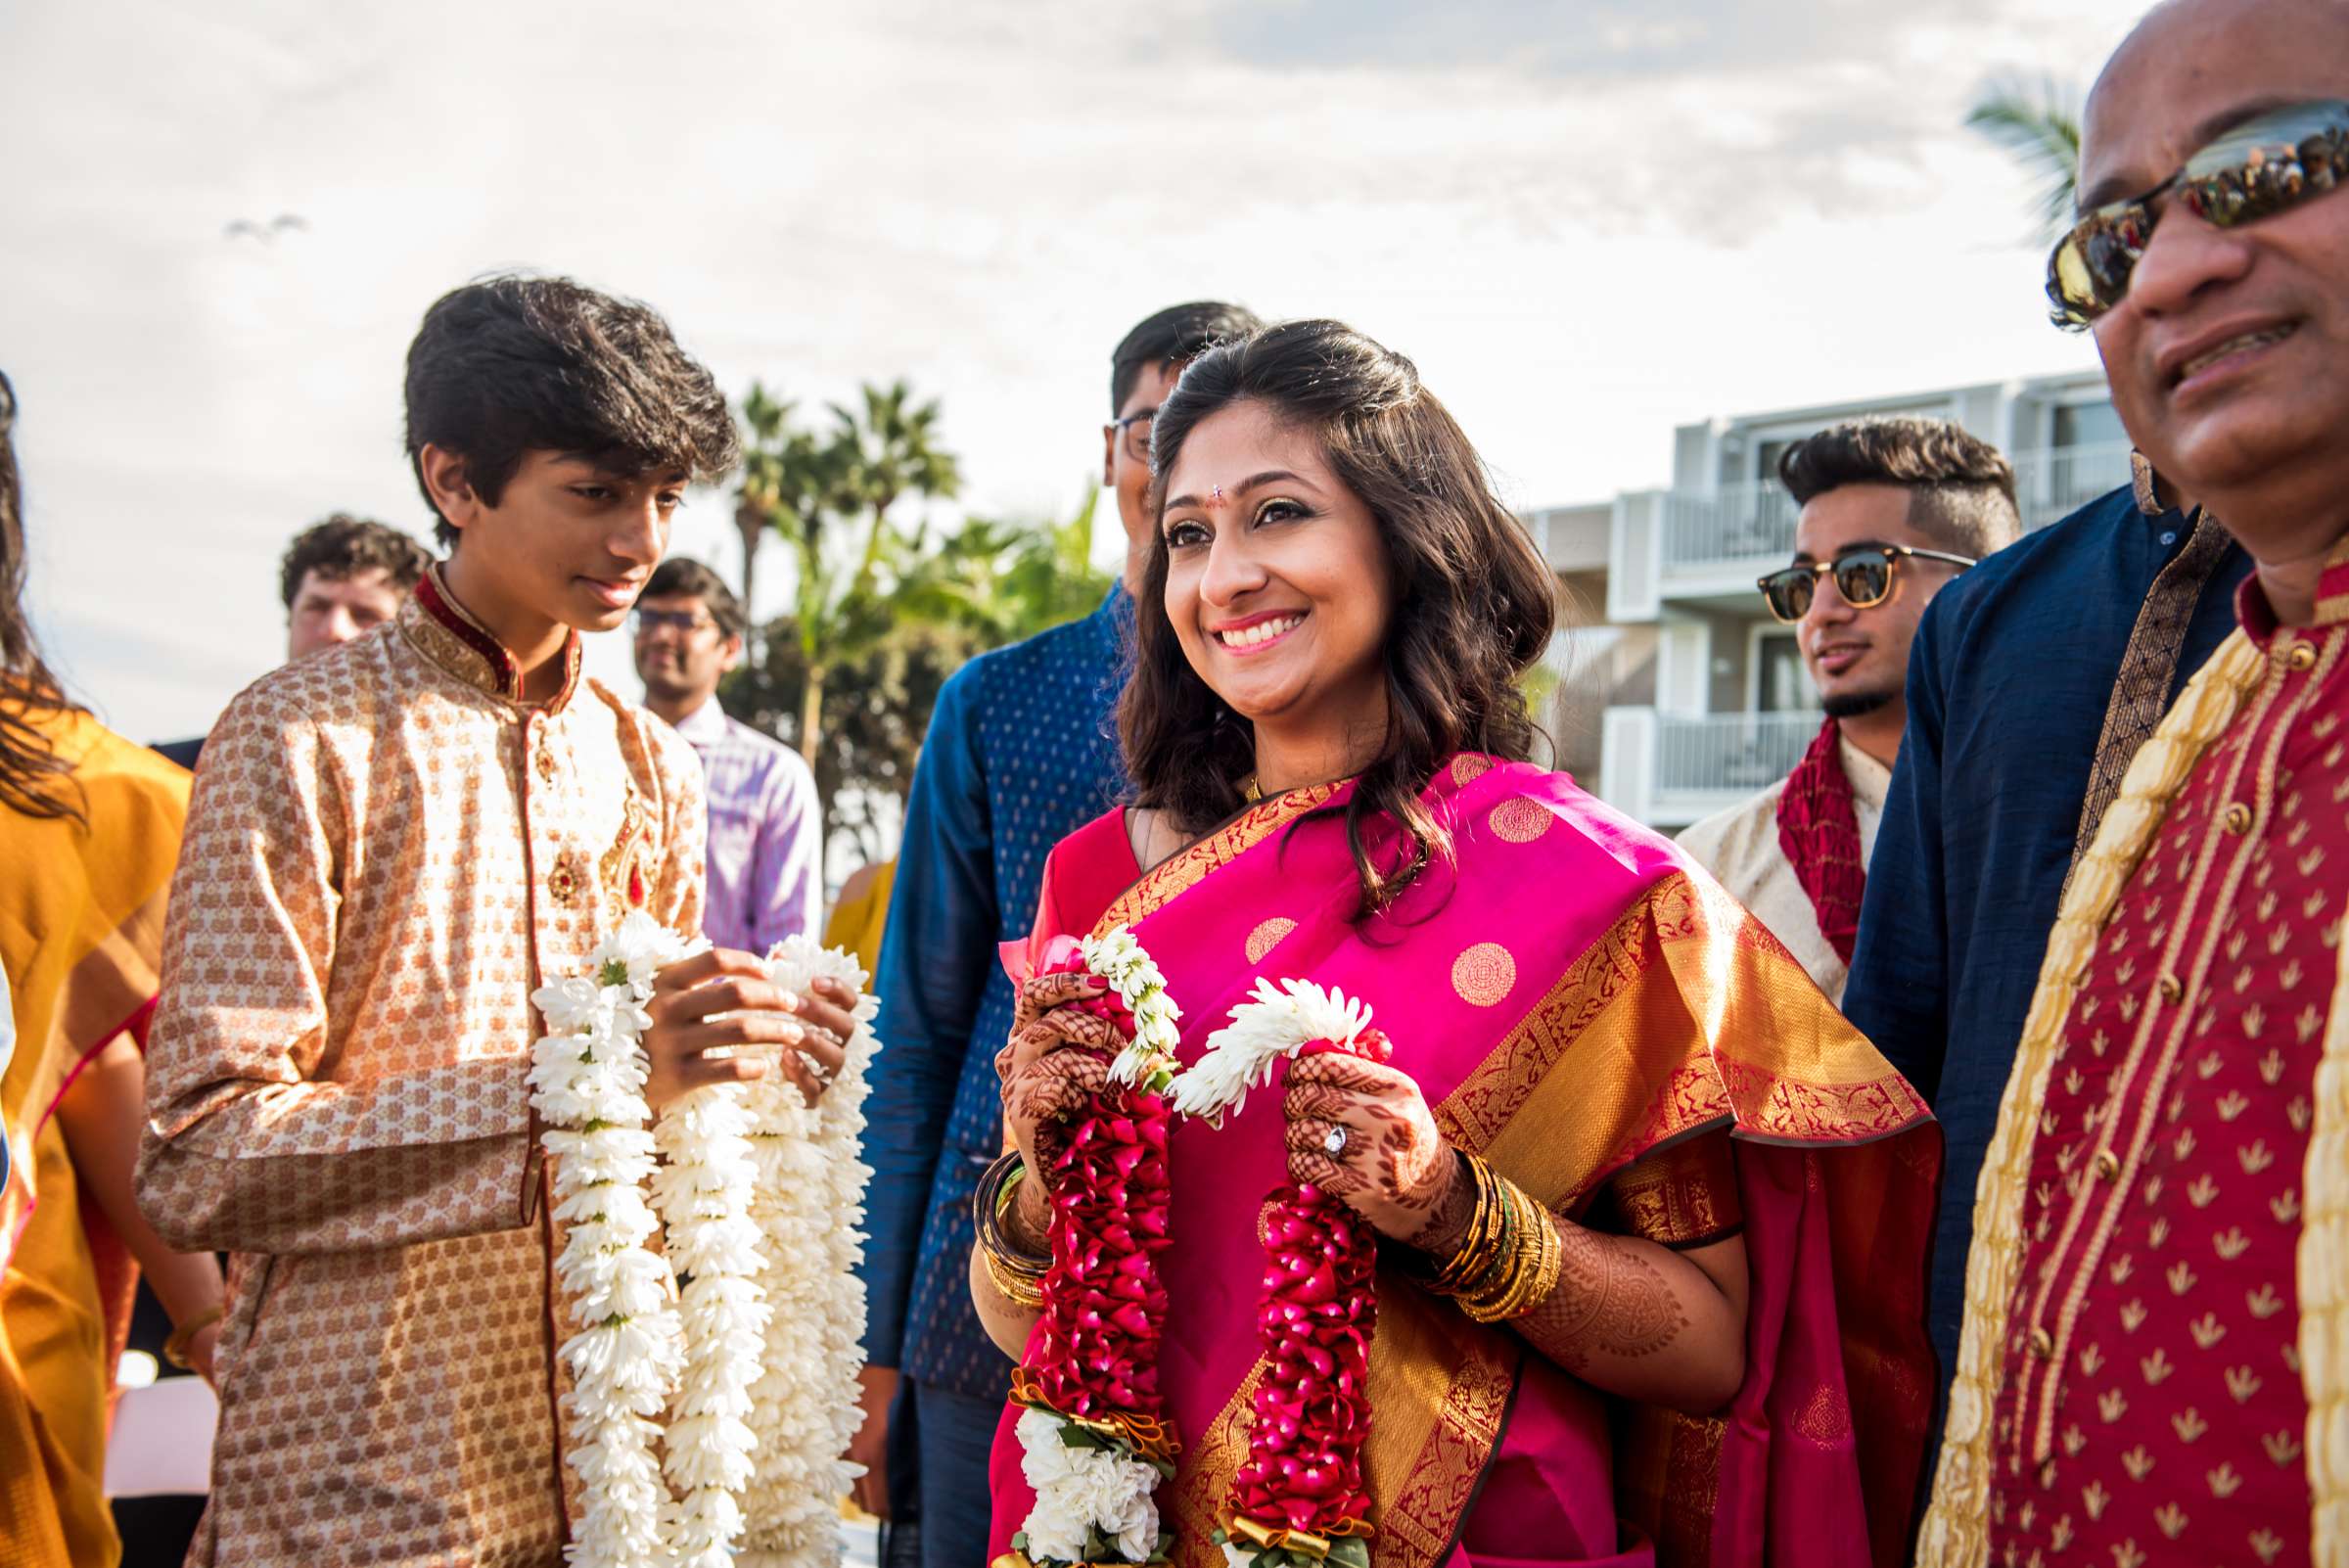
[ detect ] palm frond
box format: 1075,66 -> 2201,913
1965,73 -> 2087,241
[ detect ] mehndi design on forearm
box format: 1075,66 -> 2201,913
1512,1214 -> 1689,1371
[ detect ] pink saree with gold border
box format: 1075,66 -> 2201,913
988,756 -> 1939,1568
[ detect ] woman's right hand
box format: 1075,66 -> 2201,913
993,970 -> 1126,1244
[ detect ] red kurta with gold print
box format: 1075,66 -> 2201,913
1988,561 -> 2349,1568
137,570 -> 704,1568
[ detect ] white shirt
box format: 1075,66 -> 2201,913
1676,735 -> 1892,1004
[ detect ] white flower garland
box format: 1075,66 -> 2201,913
529,912 -> 698,1568
651,1025 -> 772,1564
1167,978 -> 1373,1129
739,935 -> 882,1568
1085,927 -> 1183,1091
530,913 -> 882,1568
1017,1407 -> 1169,1565
1013,925 -> 1181,1567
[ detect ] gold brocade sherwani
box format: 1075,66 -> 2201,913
136,570 -> 705,1568
1919,541 -> 2349,1568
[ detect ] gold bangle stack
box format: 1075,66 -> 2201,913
1419,1152 -> 1562,1324
974,1150 -> 1049,1311
1425,1151 -> 1505,1294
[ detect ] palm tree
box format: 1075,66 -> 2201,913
731,380 -> 962,761
1966,74 -> 2087,240
732,382 -> 790,614
827,381 -> 962,601
897,488 -> 1109,644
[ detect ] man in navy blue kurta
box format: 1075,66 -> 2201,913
855,302 -> 1263,1567
1841,482 -> 2249,1420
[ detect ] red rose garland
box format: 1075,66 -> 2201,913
1223,1038 -> 1384,1567
1170,980 -> 1388,1568
1022,942 -> 1176,1436
1008,956 -> 1388,1568
1008,933 -> 1184,1568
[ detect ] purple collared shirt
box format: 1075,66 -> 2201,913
668,698 -> 822,954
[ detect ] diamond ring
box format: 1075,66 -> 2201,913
1322,1126 -> 1348,1157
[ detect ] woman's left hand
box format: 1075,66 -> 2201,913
1281,1047 -> 1461,1242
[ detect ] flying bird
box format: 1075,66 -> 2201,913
223,214 -> 309,242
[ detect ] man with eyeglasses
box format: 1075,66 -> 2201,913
632,554 -> 822,951
1679,417 -> 2017,1003
1911,7 -> 2349,1561
856,300 -> 1263,1567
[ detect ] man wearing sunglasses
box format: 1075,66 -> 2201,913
1913,7 -> 2349,1563
857,300 -> 1264,1567
1679,418 -> 2015,1003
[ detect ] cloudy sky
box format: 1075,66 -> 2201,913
4,0 -> 2146,743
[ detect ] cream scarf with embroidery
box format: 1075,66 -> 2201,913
1916,626 -> 2349,1566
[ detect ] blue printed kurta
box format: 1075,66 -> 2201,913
859,590 -> 1128,1398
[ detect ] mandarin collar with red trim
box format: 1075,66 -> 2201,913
401,565 -> 584,709
2234,533 -> 2349,650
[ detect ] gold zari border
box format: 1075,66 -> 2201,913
1434,873 -> 1924,1215
1092,784 -> 1341,938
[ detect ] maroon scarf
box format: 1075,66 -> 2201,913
1774,715 -> 1866,964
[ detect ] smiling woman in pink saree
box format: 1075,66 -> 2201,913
971,321 -> 1940,1568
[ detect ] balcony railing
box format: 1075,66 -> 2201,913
1648,440 -> 2143,594
1654,710 -> 1819,796
2013,439 -> 2135,530
1661,480 -> 1796,572
1599,707 -> 1823,827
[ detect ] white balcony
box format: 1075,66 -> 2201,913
1609,440 -> 2142,622
2013,439 -> 2135,531
1597,707 -> 1821,829
1523,503 -> 1611,574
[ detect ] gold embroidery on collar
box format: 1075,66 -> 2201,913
599,785 -> 656,912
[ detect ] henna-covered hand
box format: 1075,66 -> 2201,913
992,970 -> 1123,1245
1280,1049 -> 1462,1241
992,970 -> 1123,1104
1004,1050 -> 1111,1178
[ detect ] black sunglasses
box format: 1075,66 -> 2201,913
2047,99 -> 2349,330
1758,544 -> 1977,623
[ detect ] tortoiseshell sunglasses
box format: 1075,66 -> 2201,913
2048,99 -> 2349,330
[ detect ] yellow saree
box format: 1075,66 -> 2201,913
1,706 -> 189,1568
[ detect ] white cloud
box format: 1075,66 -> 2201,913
1,0 -> 2142,741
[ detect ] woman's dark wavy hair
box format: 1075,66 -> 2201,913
0,369 -> 86,822
1119,320 -> 1558,922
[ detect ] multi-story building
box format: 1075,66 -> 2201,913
1530,368 -> 2131,828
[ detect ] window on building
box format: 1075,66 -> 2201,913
1755,630 -> 1812,713
2052,400 -> 2127,451
2043,401 -> 2133,521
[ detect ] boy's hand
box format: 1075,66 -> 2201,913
641,949 -> 858,1108
185,1319 -> 222,1390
